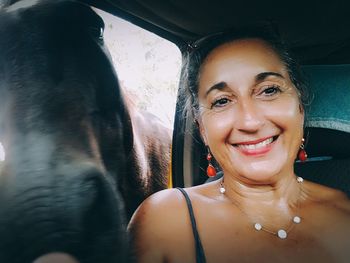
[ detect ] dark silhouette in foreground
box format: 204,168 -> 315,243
0,0 -> 171,262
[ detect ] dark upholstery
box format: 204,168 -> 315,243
298,65 -> 350,196
295,158 -> 350,196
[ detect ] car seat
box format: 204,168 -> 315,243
294,65 -> 350,196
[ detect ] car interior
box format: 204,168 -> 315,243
1,1 -> 349,262
83,0 -> 350,195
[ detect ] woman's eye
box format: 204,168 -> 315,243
260,85 -> 281,97
211,97 -> 230,108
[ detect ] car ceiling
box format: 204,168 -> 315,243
83,0 -> 350,65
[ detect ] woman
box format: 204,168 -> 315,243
128,27 -> 350,263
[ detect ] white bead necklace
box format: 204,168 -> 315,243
219,176 -> 304,240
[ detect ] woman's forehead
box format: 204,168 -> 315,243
199,39 -> 287,83
204,38 -> 282,67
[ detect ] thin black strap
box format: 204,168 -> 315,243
176,187 -> 206,263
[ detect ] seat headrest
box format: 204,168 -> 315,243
303,64 -> 350,133
302,65 -> 350,159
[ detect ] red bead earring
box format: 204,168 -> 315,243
206,148 -> 217,177
298,138 -> 308,162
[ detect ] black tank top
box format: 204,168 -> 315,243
177,187 -> 207,263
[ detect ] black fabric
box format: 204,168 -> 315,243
304,128 -> 350,159
295,158 -> 350,197
176,188 -> 206,263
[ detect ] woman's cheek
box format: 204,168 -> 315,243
203,111 -> 234,143
259,96 -> 303,125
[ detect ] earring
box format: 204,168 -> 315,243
206,148 -> 217,177
298,138 -> 308,162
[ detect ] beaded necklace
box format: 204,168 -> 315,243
219,176 -> 304,239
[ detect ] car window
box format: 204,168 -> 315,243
95,9 -> 181,129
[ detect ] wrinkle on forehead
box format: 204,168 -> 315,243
198,39 -> 290,94
201,39 -> 285,75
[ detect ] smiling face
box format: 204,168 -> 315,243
197,38 -> 304,183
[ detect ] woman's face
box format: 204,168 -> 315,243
198,39 -> 304,183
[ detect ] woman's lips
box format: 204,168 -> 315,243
233,136 -> 278,156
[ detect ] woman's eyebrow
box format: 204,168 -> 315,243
205,72 -> 284,97
255,72 -> 285,82
205,81 -> 227,97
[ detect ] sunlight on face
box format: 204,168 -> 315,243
0,142 -> 5,161
198,39 -> 304,182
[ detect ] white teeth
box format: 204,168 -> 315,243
238,137 -> 273,150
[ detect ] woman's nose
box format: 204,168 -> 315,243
235,100 -> 264,132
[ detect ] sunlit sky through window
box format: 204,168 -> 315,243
95,9 -> 181,129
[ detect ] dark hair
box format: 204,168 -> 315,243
180,25 -> 308,120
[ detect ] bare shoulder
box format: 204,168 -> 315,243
303,180 -> 350,213
128,182 -> 218,230
128,188 -> 188,234
127,183 -> 220,261
127,187 -> 198,262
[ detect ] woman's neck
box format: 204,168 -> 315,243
222,172 -> 302,227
